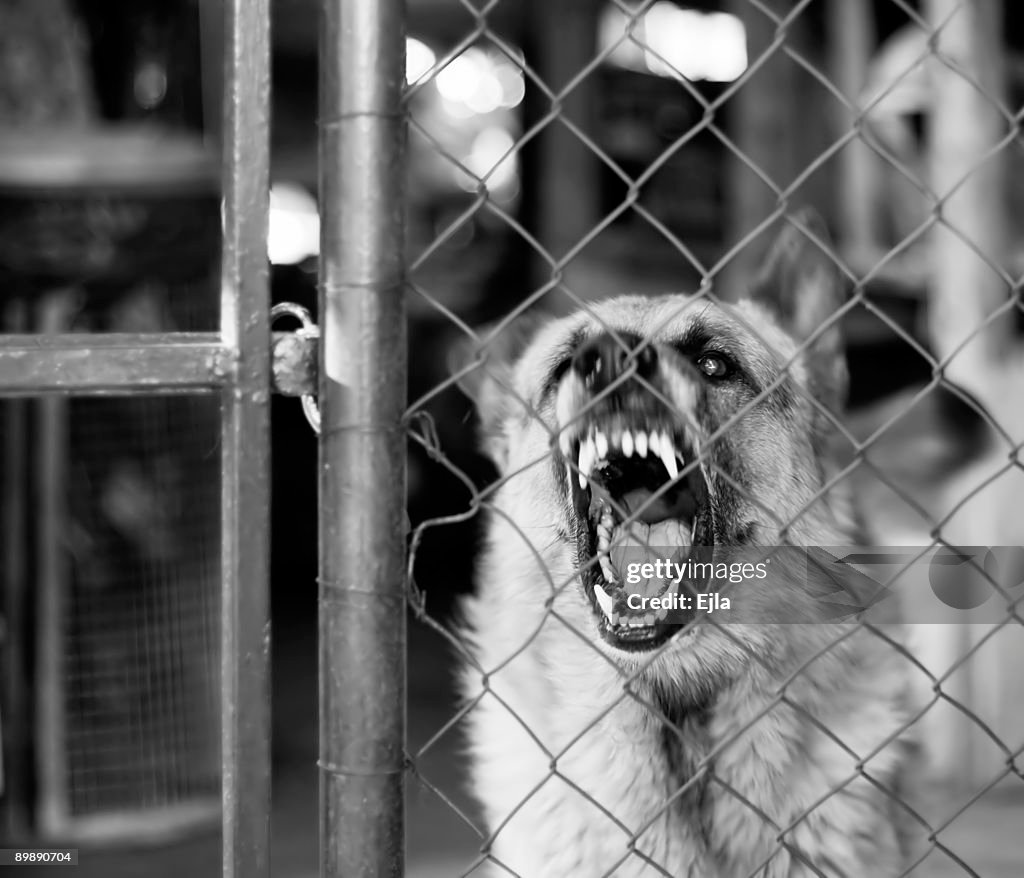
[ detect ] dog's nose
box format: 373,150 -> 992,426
572,332 -> 658,388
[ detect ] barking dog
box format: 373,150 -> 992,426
456,216 -> 915,878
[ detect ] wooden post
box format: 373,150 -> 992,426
531,0 -> 601,275
826,0 -> 876,261
925,0 -> 1016,401
924,0 -> 1024,790
721,0 -> 798,295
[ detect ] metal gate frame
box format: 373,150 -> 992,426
0,1 -> 272,875
0,0 -> 410,873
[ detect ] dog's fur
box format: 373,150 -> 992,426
456,217 -> 915,877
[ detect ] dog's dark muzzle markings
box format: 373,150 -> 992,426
554,330 -> 714,653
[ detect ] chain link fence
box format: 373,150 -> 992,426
398,1 -> 1023,875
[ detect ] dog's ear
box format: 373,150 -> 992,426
449,311 -> 548,469
749,210 -> 848,409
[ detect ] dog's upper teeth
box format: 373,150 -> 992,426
578,436 -> 596,487
593,583 -> 615,620
594,430 -> 608,462
635,430 -> 649,457
621,430 -> 634,457
659,433 -> 679,481
644,431 -> 657,456
559,431 -> 572,457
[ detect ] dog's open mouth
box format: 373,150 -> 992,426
561,414 -> 712,653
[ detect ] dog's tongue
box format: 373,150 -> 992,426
608,519 -> 690,599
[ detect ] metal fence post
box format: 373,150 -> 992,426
220,0 -> 272,875
318,0 -> 407,876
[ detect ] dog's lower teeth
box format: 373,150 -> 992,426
593,583 -> 615,619
598,553 -> 618,584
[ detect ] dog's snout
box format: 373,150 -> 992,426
572,332 -> 658,388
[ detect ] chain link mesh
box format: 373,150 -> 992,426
402,1 -> 1024,875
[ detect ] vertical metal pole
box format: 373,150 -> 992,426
318,0 -> 407,875
220,0 -> 272,875
34,292 -> 75,837
1,301 -> 29,836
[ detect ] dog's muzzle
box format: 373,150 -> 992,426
554,332 -> 714,653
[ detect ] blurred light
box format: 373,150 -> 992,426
134,60 -> 168,109
406,37 -> 436,86
436,49 -> 488,104
495,62 -> 526,108
268,183 -> 320,265
459,126 -> 518,195
601,4 -> 747,83
435,47 -> 525,117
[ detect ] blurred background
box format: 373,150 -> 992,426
0,0 -> 1022,875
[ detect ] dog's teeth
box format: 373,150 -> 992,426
645,431 -> 657,456
594,584 -> 615,620
636,430 -> 649,457
595,430 -> 608,462
559,432 -> 571,457
621,430 -> 634,457
579,472 -> 588,489
598,552 -> 618,584
578,437 -> 596,480
609,430 -> 620,450
659,441 -> 679,481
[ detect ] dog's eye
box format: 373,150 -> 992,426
696,353 -> 731,379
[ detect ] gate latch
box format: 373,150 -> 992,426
270,302 -> 320,434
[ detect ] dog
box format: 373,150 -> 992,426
454,214 -> 916,877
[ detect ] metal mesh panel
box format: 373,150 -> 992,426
402,1 -> 1024,875
61,394 -> 221,820
20,385 -> 223,837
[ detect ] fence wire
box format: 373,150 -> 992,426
400,1 -> 1024,875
